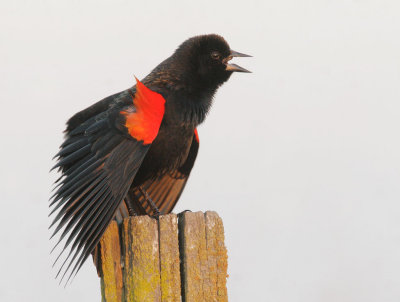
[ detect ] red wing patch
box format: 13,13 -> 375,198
121,78 -> 165,144
194,128 -> 199,143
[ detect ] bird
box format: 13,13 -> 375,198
49,33 -> 251,283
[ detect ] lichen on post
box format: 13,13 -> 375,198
99,212 -> 228,302
122,216 -> 161,302
99,221 -> 123,302
205,211 -> 228,302
159,214 -> 181,302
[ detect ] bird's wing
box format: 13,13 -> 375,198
49,79 -> 165,283
65,89 -> 132,133
123,129 -> 199,216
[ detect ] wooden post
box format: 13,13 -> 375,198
99,211 -> 228,302
99,221 -> 123,302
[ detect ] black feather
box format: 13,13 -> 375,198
51,145 -> 91,171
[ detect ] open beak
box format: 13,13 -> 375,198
225,50 -> 252,73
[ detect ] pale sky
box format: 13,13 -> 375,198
1,0 -> 400,301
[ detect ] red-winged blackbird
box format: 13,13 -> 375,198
50,34 -> 250,282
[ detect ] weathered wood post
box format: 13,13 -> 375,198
98,211 -> 228,302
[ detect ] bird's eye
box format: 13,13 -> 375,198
211,51 -> 221,60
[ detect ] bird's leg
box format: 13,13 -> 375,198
127,191 -> 150,216
138,186 -> 161,218
125,195 -> 138,216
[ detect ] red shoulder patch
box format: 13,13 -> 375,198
121,78 -> 165,144
194,128 -> 199,143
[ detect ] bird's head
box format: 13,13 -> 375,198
172,34 -> 251,89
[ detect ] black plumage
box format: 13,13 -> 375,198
50,34 -> 250,283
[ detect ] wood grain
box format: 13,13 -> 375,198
159,214 -> 181,302
205,211 -> 228,302
99,221 -> 123,302
99,212 -> 228,302
122,216 -> 161,302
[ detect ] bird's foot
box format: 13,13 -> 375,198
150,211 -> 161,220
178,209 -> 192,215
139,186 -> 161,219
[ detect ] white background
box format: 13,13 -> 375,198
1,0 -> 400,301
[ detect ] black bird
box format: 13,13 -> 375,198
50,34 -> 251,282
